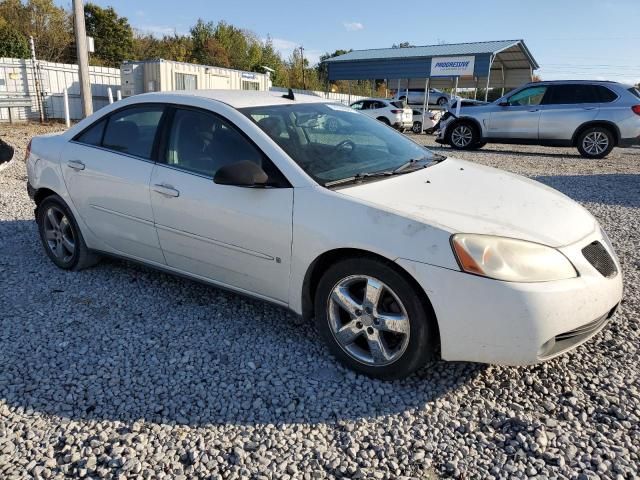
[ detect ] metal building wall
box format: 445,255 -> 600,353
0,57 -> 120,122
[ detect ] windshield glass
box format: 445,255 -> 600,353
240,102 -> 442,186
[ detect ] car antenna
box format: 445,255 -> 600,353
282,88 -> 295,101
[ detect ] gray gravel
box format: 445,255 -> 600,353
1,123 -> 639,479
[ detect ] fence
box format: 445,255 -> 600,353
270,86 -> 368,105
0,58 -> 120,122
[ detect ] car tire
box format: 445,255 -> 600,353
412,121 -> 423,134
314,257 -> 438,379
577,126 -> 615,159
448,121 -> 480,150
36,194 -> 100,271
377,117 -> 391,126
437,97 -> 448,106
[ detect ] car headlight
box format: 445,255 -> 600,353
450,234 -> 577,282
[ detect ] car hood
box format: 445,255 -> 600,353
337,158 -> 596,247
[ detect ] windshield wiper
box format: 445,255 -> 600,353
393,155 -> 443,174
325,171 -> 394,187
325,155 -> 446,188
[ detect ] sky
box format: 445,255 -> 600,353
56,0 -> 640,85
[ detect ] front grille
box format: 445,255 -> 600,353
582,241 -> 617,278
555,315 -> 608,341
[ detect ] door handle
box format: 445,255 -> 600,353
152,184 -> 180,197
67,160 -> 85,171
583,107 -> 597,110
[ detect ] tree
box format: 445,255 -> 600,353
392,41 -> 413,48
84,3 -> 133,67
0,0 -> 73,62
0,21 -> 29,58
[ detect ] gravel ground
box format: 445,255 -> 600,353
1,123 -> 639,480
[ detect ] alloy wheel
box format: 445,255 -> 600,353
582,131 -> 609,156
451,125 -> 473,148
43,206 -> 75,263
412,121 -> 422,134
327,275 -> 410,366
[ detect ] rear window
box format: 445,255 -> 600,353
628,88 -> 640,99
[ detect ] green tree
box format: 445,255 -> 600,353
0,0 -> 73,62
84,3 -> 133,67
261,36 -> 286,86
0,20 -> 29,58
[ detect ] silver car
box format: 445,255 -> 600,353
395,88 -> 450,106
436,80 -> 640,158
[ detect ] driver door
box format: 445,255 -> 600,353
487,85 -> 548,139
150,106 -> 294,303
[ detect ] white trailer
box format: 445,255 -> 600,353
120,59 -> 271,97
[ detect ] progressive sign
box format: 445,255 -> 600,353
430,56 -> 475,77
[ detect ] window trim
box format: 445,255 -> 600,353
71,103 -> 168,162
156,104 -> 292,188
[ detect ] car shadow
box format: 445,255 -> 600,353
0,219 -> 486,427
535,174 -> 640,208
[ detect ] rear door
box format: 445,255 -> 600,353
149,106 -> 294,303
538,84 -> 601,141
487,85 -> 548,139
61,104 -> 166,263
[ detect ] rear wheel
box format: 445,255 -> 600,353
314,257 -> 438,379
437,97 -> 448,106
36,194 -> 99,270
577,126 -> 614,158
448,122 -> 480,150
412,121 -> 423,134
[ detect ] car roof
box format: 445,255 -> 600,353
525,79 -> 630,87
131,89 -> 333,108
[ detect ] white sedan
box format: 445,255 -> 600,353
26,90 -> 623,379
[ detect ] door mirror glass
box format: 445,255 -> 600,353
214,160 -> 269,187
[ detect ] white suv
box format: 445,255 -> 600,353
350,98 -> 413,131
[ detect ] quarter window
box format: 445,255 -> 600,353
595,86 -> 617,103
507,86 -> 548,106
102,106 -> 164,159
75,119 -> 106,146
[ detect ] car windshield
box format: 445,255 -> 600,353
240,102 -> 442,186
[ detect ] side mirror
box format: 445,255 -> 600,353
214,160 -> 269,187
498,101 -> 510,107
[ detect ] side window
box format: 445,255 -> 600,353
164,108 -> 267,179
75,119 -> 106,146
595,86 -> 618,103
350,102 -> 363,110
508,86 -> 548,106
545,85 -> 599,105
102,106 -> 164,159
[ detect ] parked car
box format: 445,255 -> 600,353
411,109 -> 437,134
26,90 -> 622,379
436,80 -> 640,158
350,98 -> 413,130
433,99 -> 489,133
395,88 -> 450,106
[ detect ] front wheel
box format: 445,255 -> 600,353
448,122 -> 480,150
437,97 -> 448,106
314,258 -> 438,379
412,121 -> 423,134
577,127 -> 614,158
36,194 -> 99,270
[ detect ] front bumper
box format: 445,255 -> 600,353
396,230 -> 623,365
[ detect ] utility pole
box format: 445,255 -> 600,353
300,46 -> 306,90
73,0 -> 92,117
